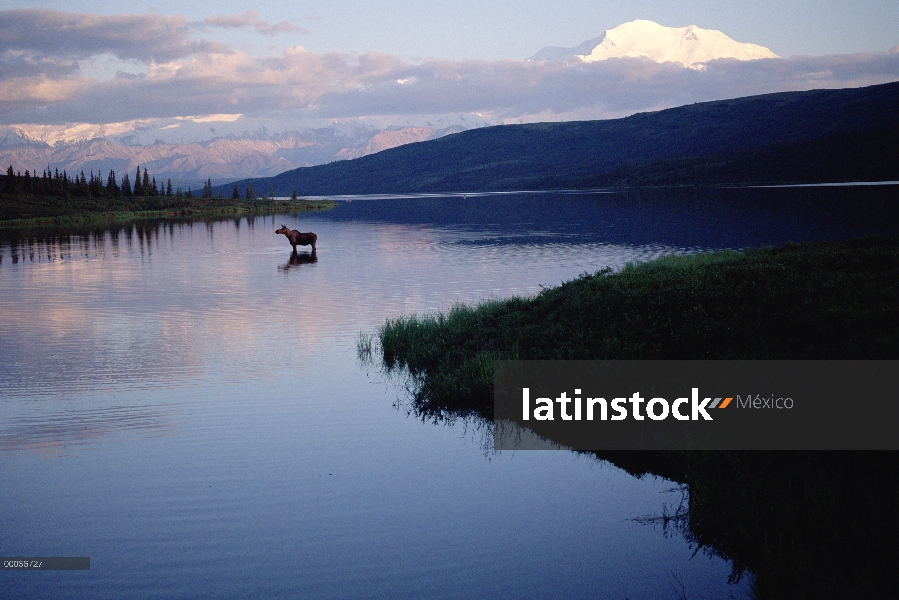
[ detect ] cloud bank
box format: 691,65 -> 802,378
1,9 -> 897,134
203,10 -> 308,36
0,9 -> 216,63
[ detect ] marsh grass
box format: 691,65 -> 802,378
0,194 -> 336,230
370,237 -> 899,419
362,236 -> 899,598
374,300 -> 521,417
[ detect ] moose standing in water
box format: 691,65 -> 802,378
276,225 -> 317,252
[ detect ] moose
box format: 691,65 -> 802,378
276,225 -> 317,252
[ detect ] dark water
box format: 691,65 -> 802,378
1,187 -> 896,598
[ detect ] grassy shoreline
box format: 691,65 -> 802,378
371,236 -> 899,416
363,236 -> 899,598
0,194 -> 337,230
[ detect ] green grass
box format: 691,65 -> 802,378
0,194 -> 336,229
369,237 -> 899,417
363,236 -> 899,598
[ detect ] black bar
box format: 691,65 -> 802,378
495,360 -> 899,450
2,557 -> 90,570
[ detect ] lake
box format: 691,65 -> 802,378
2,186 -> 897,598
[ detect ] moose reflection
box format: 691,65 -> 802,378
279,249 -> 317,272
276,225 -> 317,252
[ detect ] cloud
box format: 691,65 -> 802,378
0,9 -> 897,132
0,53 -> 79,79
0,74 -> 89,110
177,113 -> 243,123
306,53 -> 899,122
204,10 -> 308,36
203,11 -> 258,29
7,50 -> 899,126
0,9 -> 215,63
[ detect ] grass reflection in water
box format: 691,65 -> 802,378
363,236 -> 899,599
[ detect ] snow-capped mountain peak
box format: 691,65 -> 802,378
531,20 -> 779,69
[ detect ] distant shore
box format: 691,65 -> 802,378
0,194 -> 337,230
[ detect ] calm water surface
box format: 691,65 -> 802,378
2,189 -> 897,598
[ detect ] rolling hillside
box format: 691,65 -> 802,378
222,81 -> 899,196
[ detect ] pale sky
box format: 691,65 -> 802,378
7,0 -> 896,59
1,1 -> 897,139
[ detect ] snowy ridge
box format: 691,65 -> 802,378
532,20 -> 779,69
0,124 -> 469,184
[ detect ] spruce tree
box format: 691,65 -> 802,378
72,171 -> 88,197
133,166 -> 143,196
107,170 -> 119,196
232,184 -> 240,199
90,171 -> 105,197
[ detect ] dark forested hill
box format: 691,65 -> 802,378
220,82 -> 899,196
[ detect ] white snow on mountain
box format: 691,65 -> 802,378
0,123 -> 468,185
532,20 -> 779,69
0,20 -> 784,183
334,126 -> 467,161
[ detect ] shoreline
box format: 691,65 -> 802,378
0,196 -> 337,231
366,236 -> 899,416
361,236 -> 899,597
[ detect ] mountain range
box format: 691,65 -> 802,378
0,20 -> 864,194
0,124 -> 466,187
530,20 -> 779,68
216,81 -> 899,196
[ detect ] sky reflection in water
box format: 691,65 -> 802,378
3,188 -> 896,598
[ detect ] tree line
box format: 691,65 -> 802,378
2,165 -> 221,200
229,182 -> 286,200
